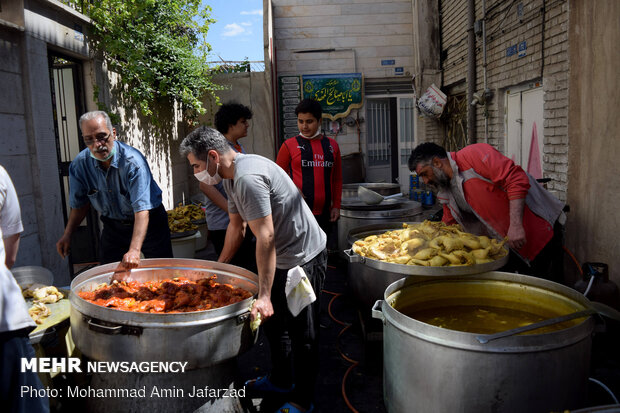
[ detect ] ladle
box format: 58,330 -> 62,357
358,186 -> 403,205
476,301 -> 620,344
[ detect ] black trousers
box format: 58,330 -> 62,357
99,204 -> 173,264
503,220 -> 565,284
315,213 -> 338,251
262,249 -> 327,409
209,228 -> 257,273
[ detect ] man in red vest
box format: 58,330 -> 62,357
409,142 -> 565,282
276,99 -> 342,239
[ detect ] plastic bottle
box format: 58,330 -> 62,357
409,172 -> 419,200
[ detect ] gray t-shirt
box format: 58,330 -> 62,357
223,154 -> 326,269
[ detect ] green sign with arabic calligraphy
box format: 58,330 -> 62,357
302,73 -> 364,120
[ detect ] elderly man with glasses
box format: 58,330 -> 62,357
56,110 -> 172,270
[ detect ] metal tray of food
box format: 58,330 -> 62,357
344,222 -> 510,277
344,248 -> 509,276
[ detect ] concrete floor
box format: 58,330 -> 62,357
195,241 -> 387,413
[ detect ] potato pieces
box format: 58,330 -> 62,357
350,221 -> 507,267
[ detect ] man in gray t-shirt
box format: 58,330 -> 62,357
180,127 -> 326,412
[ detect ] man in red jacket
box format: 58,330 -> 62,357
408,142 -> 565,282
276,99 -> 342,237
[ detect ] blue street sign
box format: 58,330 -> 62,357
518,41 -> 527,58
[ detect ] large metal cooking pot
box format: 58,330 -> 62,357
372,272 -> 597,413
344,224 -> 509,318
341,182 -> 401,199
337,200 -> 423,252
70,258 -> 258,370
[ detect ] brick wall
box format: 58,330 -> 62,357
439,0 -> 570,199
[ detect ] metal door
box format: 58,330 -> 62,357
366,98 -> 403,184
366,99 -> 393,183
505,85 -> 544,176
49,54 -> 99,274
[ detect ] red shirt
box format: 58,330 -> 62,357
441,143 -> 555,260
276,134 -> 342,216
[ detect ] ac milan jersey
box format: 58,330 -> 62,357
276,135 -> 342,216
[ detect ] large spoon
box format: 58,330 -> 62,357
358,186 -> 403,205
476,301 -> 620,344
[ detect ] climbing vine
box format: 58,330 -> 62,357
86,0 -> 217,124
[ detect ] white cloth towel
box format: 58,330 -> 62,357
285,266 -> 316,317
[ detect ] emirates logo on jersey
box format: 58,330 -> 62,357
302,153 -> 333,168
302,159 -> 333,167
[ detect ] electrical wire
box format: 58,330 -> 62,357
563,245 -> 583,276
486,0 -> 518,38
589,377 -> 620,404
322,289 -> 360,413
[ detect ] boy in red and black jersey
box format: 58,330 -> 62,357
276,99 -> 342,235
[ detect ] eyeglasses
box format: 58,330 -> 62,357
83,132 -> 111,146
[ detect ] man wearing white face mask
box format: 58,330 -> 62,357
189,104 -> 256,272
56,111 -> 172,271
180,127 -> 326,413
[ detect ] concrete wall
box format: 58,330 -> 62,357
411,0 -> 443,152
177,71 -> 276,202
0,0 -> 188,283
90,66 -> 186,210
438,0 -> 570,200
0,0 -> 92,285
566,0 -> 620,285
206,72 -> 276,160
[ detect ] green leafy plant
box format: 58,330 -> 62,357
86,0 -> 218,124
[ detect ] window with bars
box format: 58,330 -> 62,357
366,99 -> 391,166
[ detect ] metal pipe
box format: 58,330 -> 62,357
483,0 -> 489,143
467,0 -> 477,144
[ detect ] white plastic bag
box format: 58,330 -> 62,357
417,84 -> 447,119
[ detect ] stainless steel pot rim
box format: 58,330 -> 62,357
340,202 -> 423,218
70,258 -> 258,324
342,183 -> 401,190
70,293 -> 253,325
346,248 -> 509,276
378,271 -> 596,351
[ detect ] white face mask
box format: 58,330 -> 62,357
300,129 -> 321,139
194,156 -> 222,185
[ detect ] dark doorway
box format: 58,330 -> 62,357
49,53 -> 100,276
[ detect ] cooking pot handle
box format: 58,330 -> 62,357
590,301 -> 620,322
87,318 -> 123,335
372,300 -> 384,321
237,311 -> 251,325
344,249 -> 362,263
